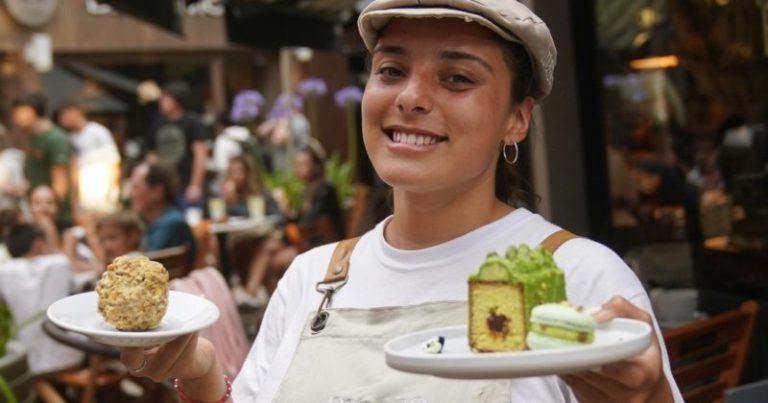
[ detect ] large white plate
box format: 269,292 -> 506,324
47,291 -> 220,347
384,319 -> 652,379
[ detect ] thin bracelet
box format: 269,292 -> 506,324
174,375 -> 232,403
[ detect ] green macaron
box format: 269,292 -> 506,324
526,303 -> 597,350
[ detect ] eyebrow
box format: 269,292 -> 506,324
372,45 -> 493,73
439,50 -> 493,72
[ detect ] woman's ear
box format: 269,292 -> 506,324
503,96 -> 535,144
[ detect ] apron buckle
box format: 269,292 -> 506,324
311,286 -> 338,334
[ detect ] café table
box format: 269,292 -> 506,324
205,215 -> 278,281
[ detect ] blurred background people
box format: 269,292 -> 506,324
293,144 -> 344,240
27,184 -> 102,277
0,223 -> 85,375
56,98 -> 121,215
145,81 -> 211,208
11,93 -> 71,220
0,125 -> 26,199
129,162 -> 196,260
95,210 -> 144,264
221,156 -> 279,218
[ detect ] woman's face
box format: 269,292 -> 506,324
30,186 -> 58,218
228,160 -> 247,188
295,151 -> 315,183
362,18 -> 528,197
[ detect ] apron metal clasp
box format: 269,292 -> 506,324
311,278 -> 347,334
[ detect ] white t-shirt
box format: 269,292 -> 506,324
233,209 -> 683,402
0,254 -> 84,374
69,121 -> 120,166
69,122 -> 121,212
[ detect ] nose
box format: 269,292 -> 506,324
395,74 -> 433,115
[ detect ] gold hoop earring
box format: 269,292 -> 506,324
502,142 -> 519,164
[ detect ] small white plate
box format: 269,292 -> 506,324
384,319 -> 652,379
47,291 -> 220,347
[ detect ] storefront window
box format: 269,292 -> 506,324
593,0 -> 768,254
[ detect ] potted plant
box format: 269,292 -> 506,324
0,303 -> 32,403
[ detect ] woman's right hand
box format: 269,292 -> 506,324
121,333 -> 214,382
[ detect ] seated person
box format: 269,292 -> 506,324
95,210 -> 144,264
28,184 -> 66,250
220,156 -> 280,218
289,144 -> 345,244
27,184 -> 101,276
129,163 -> 196,262
0,224 -> 84,375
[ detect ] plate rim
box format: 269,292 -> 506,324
384,318 -> 652,377
47,290 -> 220,340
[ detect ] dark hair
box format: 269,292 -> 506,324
56,97 -> 87,114
163,80 -> 192,110
6,224 -> 44,258
12,93 -> 47,117
0,199 -> 20,242
494,40 -> 537,207
96,210 -> 145,235
298,143 -> 326,181
229,156 -> 265,196
143,163 -> 178,205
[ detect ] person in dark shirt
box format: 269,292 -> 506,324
294,144 -> 344,240
129,162 -> 196,261
145,81 -> 211,208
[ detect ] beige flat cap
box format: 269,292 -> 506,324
358,0 -> 557,99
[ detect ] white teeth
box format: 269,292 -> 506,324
391,131 -> 441,146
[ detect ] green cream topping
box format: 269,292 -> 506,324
470,245 -> 566,320
469,252 -> 512,282
529,323 -> 594,343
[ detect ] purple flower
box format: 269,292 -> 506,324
230,90 -> 265,123
267,94 -> 304,120
297,78 -> 328,97
334,85 -> 364,108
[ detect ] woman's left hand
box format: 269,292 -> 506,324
561,296 -> 675,403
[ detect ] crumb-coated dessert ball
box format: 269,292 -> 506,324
96,256 -> 169,331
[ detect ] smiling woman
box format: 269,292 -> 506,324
116,1 -> 682,402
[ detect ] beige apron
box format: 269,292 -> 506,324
272,231 -> 577,403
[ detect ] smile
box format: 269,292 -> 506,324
385,128 -> 447,147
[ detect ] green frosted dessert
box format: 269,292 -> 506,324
469,245 -> 567,352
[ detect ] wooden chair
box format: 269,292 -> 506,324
663,300 -> 758,403
39,320 -> 124,403
145,245 -> 192,279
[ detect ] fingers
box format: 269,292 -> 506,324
121,347 -> 146,372
119,333 -> 202,382
593,296 -> 651,324
140,334 -> 197,382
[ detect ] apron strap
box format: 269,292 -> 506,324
321,237 -> 362,284
539,229 -> 578,254
311,237 -> 361,333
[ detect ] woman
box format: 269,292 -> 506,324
222,156 -> 296,296
121,1 -> 681,402
293,144 -> 345,241
221,156 -> 279,218
28,184 -> 102,276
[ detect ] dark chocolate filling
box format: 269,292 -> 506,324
486,308 -> 510,336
